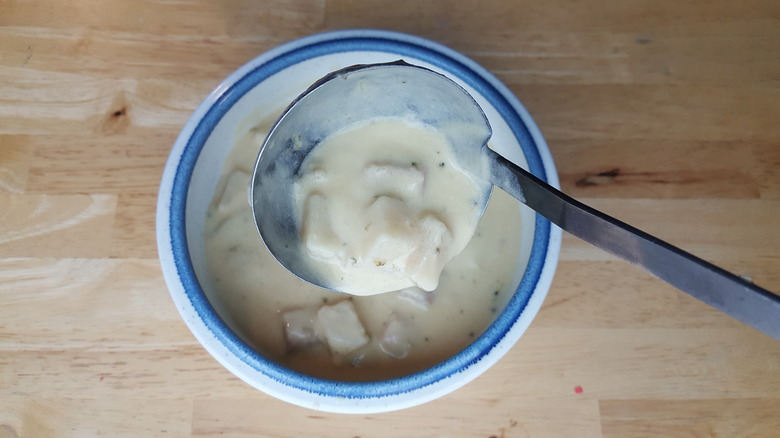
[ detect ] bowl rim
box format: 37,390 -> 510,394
157,29 -> 561,413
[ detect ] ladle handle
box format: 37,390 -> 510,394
486,149 -> 780,340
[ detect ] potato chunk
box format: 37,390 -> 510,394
360,196 -> 417,266
379,316 -> 412,359
395,286 -> 435,310
401,214 -> 453,291
364,162 -> 425,199
281,306 -> 320,350
300,194 -> 341,262
215,170 -> 251,216
315,300 -> 369,356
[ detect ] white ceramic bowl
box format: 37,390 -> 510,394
157,29 -> 561,413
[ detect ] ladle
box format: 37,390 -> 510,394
250,61 -> 780,340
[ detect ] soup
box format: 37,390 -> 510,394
203,112 -> 524,381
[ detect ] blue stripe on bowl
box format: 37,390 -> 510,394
169,30 -> 552,399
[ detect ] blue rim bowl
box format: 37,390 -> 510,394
156,29 -> 561,413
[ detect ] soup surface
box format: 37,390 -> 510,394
294,117 -> 485,295
203,113 -> 525,380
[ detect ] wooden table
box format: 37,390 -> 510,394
2,1 -> 779,436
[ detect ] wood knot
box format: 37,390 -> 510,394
576,168 -> 621,187
99,95 -> 130,135
112,107 -> 127,118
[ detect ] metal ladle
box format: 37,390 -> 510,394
250,61 -> 780,340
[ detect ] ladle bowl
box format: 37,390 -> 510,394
250,61 -> 494,293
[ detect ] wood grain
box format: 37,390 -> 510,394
600,398 -> 780,438
191,397 -> 603,438
1,0 -> 779,437
0,193 -> 117,258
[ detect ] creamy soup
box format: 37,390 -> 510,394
203,114 -> 524,381
294,117 -> 484,295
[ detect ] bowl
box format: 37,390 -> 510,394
156,29 -> 561,413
